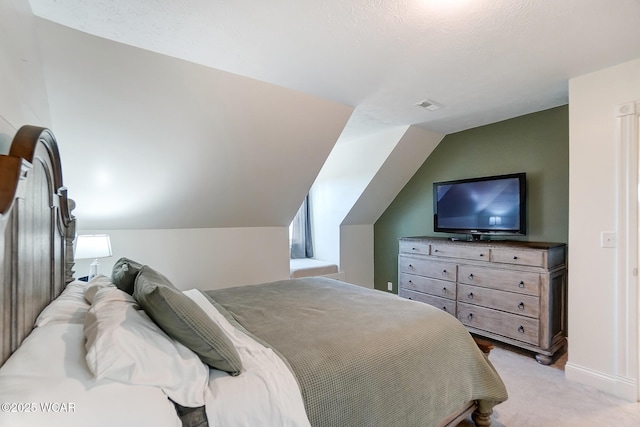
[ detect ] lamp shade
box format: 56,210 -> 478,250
75,234 -> 112,260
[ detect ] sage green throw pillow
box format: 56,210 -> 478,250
111,257 -> 144,295
133,266 -> 243,376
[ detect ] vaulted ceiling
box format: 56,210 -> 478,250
26,0 -> 640,229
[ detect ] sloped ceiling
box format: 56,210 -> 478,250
35,19 -> 352,229
25,0 -> 640,230
30,0 -> 640,135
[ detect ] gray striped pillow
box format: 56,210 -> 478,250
133,266 -> 242,376
111,257 -> 143,295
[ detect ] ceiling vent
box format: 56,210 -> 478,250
415,99 -> 443,111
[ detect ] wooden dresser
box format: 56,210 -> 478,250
398,236 -> 567,364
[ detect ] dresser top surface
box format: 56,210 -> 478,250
400,236 -> 566,250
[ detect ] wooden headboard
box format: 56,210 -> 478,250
0,125 -> 76,366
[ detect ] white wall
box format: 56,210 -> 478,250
340,224 -> 374,288
75,126 -> 444,293
35,18 -> 353,231
310,125 -> 444,288
567,57 -> 640,400
311,126 -> 408,267
337,126 -> 444,287
0,0 -> 50,140
75,227 -> 290,290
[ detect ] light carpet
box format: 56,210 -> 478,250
457,343 -> 640,427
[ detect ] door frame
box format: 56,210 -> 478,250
615,101 -> 640,401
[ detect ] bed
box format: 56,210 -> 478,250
0,126 -> 508,427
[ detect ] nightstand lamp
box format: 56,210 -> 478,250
74,234 -> 112,280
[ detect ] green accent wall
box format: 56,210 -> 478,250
374,105 -> 569,292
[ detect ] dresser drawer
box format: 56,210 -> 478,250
398,256 -> 457,282
458,265 -> 540,296
458,284 -> 539,318
491,248 -> 545,267
400,273 -> 456,300
431,243 -> 489,262
399,240 -> 430,256
399,288 -> 456,315
458,303 -> 539,346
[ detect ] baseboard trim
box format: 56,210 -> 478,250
565,362 -> 638,401
615,375 -> 639,402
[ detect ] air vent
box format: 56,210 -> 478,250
415,99 -> 443,111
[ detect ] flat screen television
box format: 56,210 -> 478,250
433,172 -> 526,240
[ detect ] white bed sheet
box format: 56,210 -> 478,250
184,289 -> 311,427
0,322 -> 181,427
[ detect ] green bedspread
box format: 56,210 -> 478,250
205,277 -> 507,427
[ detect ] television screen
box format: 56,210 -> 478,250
433,173 -> 526,238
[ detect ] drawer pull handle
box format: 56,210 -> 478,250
518,326 -> 525,334
467,292 -> 474,300
518,281 -> 525,288
467,313 -> 473,320
434,249 -> 439,253
409,264 -> 414,269
442,306 -> 447,312
412,247 -> 416,251
513,256 -> 518,260
442,269 -> 447,275
442,287 -> 447,293
479,253 -> 484,257
468,273 -> 474,280
518,302 -> 525,310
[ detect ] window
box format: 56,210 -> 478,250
290,195 -> 313,259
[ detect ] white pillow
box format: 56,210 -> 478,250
84,286 -> 209,407
83,274 -> 117,303
35,280 -> 89,327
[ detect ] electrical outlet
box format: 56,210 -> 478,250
601,231 -> 616,248
387,281 -> 393,291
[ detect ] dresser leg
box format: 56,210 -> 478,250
535,353 -> 553,365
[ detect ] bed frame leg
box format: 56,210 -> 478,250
472,408 -> 492,427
